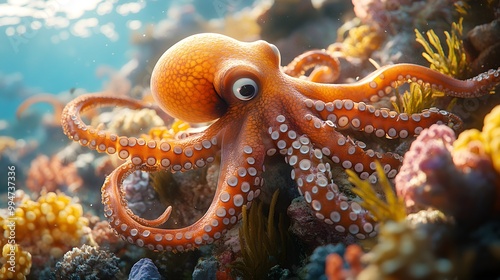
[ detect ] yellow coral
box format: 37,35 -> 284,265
454,105 -> 500,173
145,119 -> 192,141
0,243 -> 31,280
330,20 -> 384,59
1,192 -> 89,259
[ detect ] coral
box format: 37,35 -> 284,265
415,18 -> 471,79
0,136 -> 16,156
395,123 -> 500,227
0,243 -> 32,280
358,221 -> 453,280
330,21 -> 385,60
305,243 -> 345,280
231,190 -> 288,279
324,244 -> 364,280
105,108 -> 165,138
2,192 -> 90,259
122,170 -> 166,221
54,245 -> 123,280
347,161 -> 407,223
454,104 -> 500,174
129,258 -> 161,280
90,221 -> 125,253
26,154 -> 83,194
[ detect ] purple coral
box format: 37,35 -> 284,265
122,170 -> 167,220
395,124 -> 498,228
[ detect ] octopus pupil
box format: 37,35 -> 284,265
238,84 -> 255,97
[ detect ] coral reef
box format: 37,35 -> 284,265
305,243 -> 362,280
0,243 -> 32,280
358,220 -> 453,280
395,121 -> 500,227
122,170 -> 166,221
26,154 -> 83,194
129,258 -> 160,280
104,108 -> 165,138
2,191 -> 90,259
54,244 -> 123,280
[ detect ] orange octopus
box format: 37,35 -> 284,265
61,33 -> 500,252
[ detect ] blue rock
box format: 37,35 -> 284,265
129,258 -> 161,280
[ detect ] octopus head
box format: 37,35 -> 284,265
151,33 -> 281,123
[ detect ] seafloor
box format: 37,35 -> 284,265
1,0 -> 500,279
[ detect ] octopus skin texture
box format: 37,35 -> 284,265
61,33 -> 500,252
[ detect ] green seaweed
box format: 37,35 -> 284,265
346,161 -> 406,223
231,190 -> 289,279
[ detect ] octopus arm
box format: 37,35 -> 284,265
61,94 -> 220,171
302,64 -> 500,102
101,121 -> 266,252
306,99 -> 463,137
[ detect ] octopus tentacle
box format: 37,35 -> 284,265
61,94 -> 221,171
267,115 -> 380,238
17,93 -> 65,124
102,123 -> 265,251
300,64 -> 500,102
283,50 -> 341,83
306,99 -> 463,137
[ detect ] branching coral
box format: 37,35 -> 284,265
3,192 -> 90,259
392,18 -> 469,116
415,18 -> 470,79
26,154 -> 83,193
330,20 -> 385,60
54,244 -> 123,280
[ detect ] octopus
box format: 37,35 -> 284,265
61,33 -> 500,252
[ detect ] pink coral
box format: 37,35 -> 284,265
26,154 -> 83,194
395,124 -> 500,227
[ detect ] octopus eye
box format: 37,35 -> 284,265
232,77 -> 259,100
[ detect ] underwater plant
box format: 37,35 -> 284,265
393,18 -> 469,115
346,161 -> 406,223
231,190 -> 289,279
415,18 -> 470,79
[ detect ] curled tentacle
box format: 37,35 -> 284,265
102,123 -> 266,251
283,50 -> 341,83
61,94 -> 221,171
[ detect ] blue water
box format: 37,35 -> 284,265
0,0 -> 176,123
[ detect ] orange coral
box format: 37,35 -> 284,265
26,154 -> 83,193
325,244 -> 365,280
